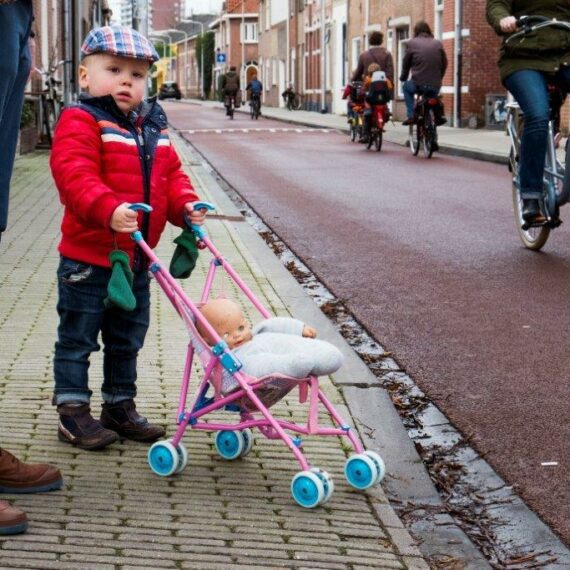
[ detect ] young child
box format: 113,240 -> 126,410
50,25 -> 207,451
197,298 -> 344,382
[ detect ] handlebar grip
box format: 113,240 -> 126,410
128,203 -> 153,213
185,201 -> 216,239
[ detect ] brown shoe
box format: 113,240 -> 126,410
57,403 -> 119,451
0,448 -> 63,493
100,400 -> 165,442
0,500 -> 27,535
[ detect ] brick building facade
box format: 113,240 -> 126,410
211,0 -> 259,100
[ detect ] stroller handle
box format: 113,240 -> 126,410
185,201 -> 216,239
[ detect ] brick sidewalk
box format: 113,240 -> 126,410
0,149 -> 429,569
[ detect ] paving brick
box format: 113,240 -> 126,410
0,151 -> 424,569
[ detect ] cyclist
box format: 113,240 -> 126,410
487,1 -> 570,223
246,74 -> 263,114
400,21 -> 448,127
220,65 -> 240,116
352,31 -> 394,85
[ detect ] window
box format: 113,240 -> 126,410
242,22 -> 258,43
351,37 -> 361,73
396,27 -> 410,97
434,0 -> 444,40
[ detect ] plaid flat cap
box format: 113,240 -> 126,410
81,25 -> 159,63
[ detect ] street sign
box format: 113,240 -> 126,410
216,53 -> 227,64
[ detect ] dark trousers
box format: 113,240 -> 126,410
0,0 -> 33,236
504,68 -> 570,200
53,257 -> 151,406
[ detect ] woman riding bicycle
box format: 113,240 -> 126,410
486,1 -> 570,224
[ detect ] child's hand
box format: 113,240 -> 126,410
302,325 -> 317,339
184,202 -> 208,226
110,203 -> 138,233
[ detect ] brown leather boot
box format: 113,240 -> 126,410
0,500 -> 27,535
100,400 -> 165,442
0,448 -> 63,493
57,403 -> 119,451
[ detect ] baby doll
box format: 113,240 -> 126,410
197,298 -> 344,379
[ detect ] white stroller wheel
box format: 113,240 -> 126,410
240,429 -> 254,457
173,441 -> 188,473
309,467 -> 334,503
148,440 -> 180,477
364,450 -> 385,484
214,430 -> 245,460
291,470 -> 326,508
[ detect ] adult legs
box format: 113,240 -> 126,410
504,69 -> 550,220
402,80 -> 417,122
0,1 -> 33,240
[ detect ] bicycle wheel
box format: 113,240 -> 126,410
366,128 -> 375,150
423,110 -> 435,158
250,102 -> 255,120
350,121 -> 357,142
375,129 -> 383,152
409,123 -> 420,156
293,93 -> 302,110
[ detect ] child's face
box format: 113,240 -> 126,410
79,54 -> 148,114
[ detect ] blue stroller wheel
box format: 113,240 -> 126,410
364,450 -> 385,484
291,471 -> 325,508
344,454 -> 378,490
214,430 -> 245,460
148,441 -> 180,477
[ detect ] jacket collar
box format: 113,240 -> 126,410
77,93 -> 164,129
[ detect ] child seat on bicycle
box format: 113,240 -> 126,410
366,71 -> 392,106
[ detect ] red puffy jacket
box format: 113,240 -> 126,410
50,95 -> 200,268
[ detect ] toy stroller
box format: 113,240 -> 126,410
133,203 -> 386,508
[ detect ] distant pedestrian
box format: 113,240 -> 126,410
49,25 -> 208,451
399,21 -> 448,126
352,31 -> 394,85
0,0 -> 64,537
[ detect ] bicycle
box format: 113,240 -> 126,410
249,94 -> 261,120
504,15 -> 570,250
366,104 -> 389,152
225,94 -> 237,119
408,90 -> 441,159
35,59 -> 67,148
284,91 -> 302,111
349,105 -> 364,142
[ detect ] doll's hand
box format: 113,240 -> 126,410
110,203 -> 138,233
500,16 -> 518,33
184,202 -> 207,225
302,325 -> 317,339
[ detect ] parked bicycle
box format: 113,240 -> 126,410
35,59 -> 67,147
505,15 -> 570,250
283,88 -> 303,111
249,94 -> 261,120
408,90 -> 441,159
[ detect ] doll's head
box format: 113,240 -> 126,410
198,298 -> 252,349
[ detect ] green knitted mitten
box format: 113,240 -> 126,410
104,250 -> 136,311
169,229 -> 199,279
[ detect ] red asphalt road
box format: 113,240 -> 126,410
166,102 -> 570,544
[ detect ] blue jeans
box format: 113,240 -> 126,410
504,68 -> 570,200
0,1 -> 33,236
403,80 -> 439,119
53,257 -> 151,405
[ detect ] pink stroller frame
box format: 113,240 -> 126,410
137,203 -> 385,508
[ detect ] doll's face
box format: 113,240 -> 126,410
199,299 -> 252,349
